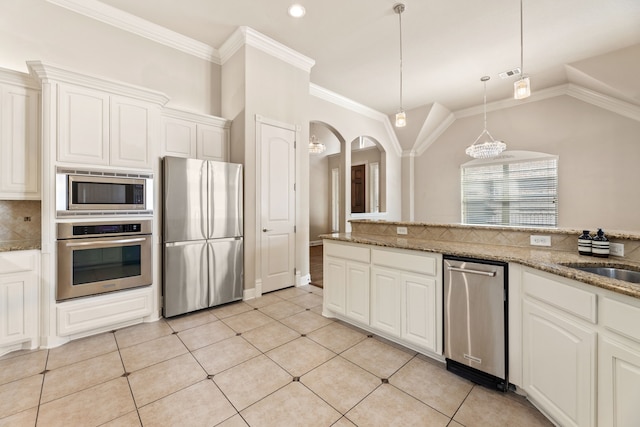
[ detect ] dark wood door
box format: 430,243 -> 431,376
351,164 -> 366,213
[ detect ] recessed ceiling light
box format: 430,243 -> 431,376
288,4 -> 306,18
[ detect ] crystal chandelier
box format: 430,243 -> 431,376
514,0 -> 531,99
308,134 -> 326,154
394,3 -> 407,127
466,76 -> 507,159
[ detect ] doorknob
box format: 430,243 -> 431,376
262,228 -> 272,232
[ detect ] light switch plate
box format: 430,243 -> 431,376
397,226 -> 408,235
530,235 -> 551,246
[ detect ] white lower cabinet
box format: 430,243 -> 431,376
323,240 -> 442,356
598,295 -> 640,427
0,250 -> 39,356
522,298 -> 596,427
323,241 -> 370,323
370,266 -> 401,336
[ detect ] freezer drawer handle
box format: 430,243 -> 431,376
65,237 -> 146,247
447,266 -> 497,277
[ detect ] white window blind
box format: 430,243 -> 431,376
462,153 -> 558,227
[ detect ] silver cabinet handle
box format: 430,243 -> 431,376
65,237 -> 146,247
447,266 -> 497,277
262,228 -> 272,232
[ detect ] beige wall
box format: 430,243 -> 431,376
1,0 -> 221,115
414,95 -> 640,232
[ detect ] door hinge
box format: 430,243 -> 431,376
294,225 -> 297,233
294,141 -> 296,149
294,268 -> 297,275
294,183 -> 296,191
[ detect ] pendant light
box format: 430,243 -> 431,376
466,76 -> 507,159
308,134 -> 326,154
514,0 -> 531,99
394,3 -> 406,127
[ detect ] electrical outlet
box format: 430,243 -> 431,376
530,235 -> 551,247
396,226 -> 408,235
610,242 -> 624,257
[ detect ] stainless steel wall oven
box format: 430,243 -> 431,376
56,220 -> 153,301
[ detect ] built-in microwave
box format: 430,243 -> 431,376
56,167 -> 153,216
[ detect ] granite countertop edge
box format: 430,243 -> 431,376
321,233 -> 640,299
0,240 -> 42,252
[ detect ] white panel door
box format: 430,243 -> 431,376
110,96 -> 153,169
599,335 -> 640,427
345,260 -> 370,324
523,299 -> 596,427
324,256 -> 346,314
162,116 -> 196,158
371,266 -> 401,337
58,84 -> 109,165
0,84 -> 39,198
197,124 -> 227,161
402,272 -> 438,352
260,123 -> 295,293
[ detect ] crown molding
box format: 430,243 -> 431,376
162,107 -> 230,128
27,60 -> 170,105
220,27 -> 315,73
0,67 -> 40,90
414,112 -> 456,157
46,0 -> 220,64
310,83 -> 402,157
565,83 -> 640,122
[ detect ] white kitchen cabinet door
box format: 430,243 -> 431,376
345,260 -> 370,324
162,116 -> 196,158
0,251 -> 39,354
110,96 -> 155,169
402,272 -> 438,353
197,123 -> 228,161
0,84 -> 40,199
522,299 -> 596,427
598,335 -> 640,427
324,255 -> 346,315
58,84 -> 110,165
371,266 -> 401,337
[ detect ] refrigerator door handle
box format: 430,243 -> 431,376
200,160 -> 208,239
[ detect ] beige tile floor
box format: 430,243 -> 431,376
0,284 -> 553,427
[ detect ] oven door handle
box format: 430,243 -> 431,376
64,237 -> 147,247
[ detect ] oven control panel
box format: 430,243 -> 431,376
57,220 -> 152,239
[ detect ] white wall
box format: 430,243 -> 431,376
415,95 -> 640,232
1,0 -> 221,115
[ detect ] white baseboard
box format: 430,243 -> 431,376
297,273 -> 311,287
309,240 -> 323,246
243,287 -> 256,301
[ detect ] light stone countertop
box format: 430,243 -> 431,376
0,240 -> 41,252
321,233 -> 640,299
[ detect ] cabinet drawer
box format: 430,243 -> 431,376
523,270 -> 597,323
601,296 -> 640,343
0,251 -> 38,275
324,241 -> 370,263
371,248 -> 437,276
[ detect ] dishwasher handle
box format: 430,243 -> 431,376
447,266 -> 497,277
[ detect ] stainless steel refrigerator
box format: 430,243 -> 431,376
163,156 -> 243,317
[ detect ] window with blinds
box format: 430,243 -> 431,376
461,153 -> 558,227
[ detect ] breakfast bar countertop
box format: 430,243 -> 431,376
321,232 -> 640,300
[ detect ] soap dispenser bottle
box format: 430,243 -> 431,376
592,228 -> 610,258
578,230 -> 592,256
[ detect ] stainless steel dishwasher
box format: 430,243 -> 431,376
444,256 -> 508,391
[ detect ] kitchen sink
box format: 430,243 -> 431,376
562,264 -> 640,284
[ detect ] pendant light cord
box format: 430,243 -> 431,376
520,0 -> 524,76
398,5 -> 404,110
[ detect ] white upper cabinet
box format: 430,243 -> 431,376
58,84 -> 110,166
0,71 -> 40,199
28,61 -> 169,171
162,108 -> 230,161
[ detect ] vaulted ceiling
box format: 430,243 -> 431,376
92,0 -> 640,115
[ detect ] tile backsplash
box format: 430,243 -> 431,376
0,200 -> 41,241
